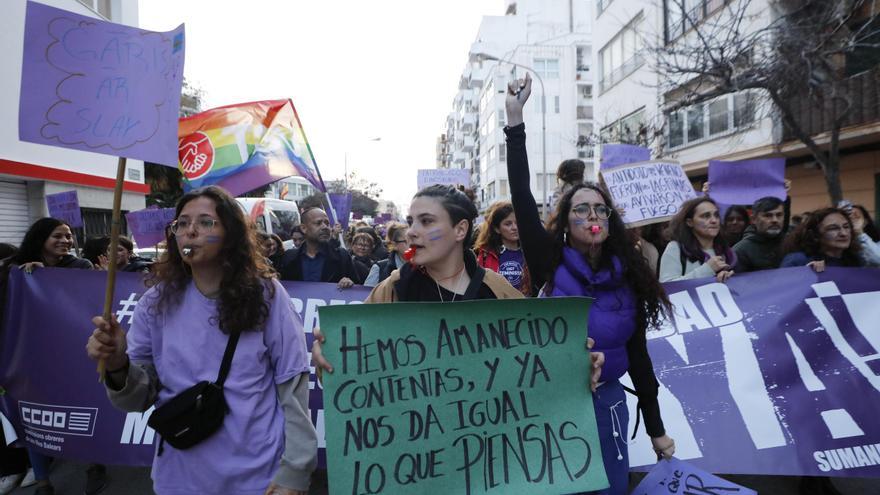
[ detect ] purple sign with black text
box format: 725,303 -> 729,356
1,267 -> 879,477
18,1 -> 185,166
45,190 -> 83,228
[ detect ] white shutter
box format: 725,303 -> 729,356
0,180 -> 30,245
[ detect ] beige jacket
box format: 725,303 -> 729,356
365,266 -> 524,303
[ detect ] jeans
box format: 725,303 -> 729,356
586,380 -> 630,495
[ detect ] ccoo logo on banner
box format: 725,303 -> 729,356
0,267 -> 878,477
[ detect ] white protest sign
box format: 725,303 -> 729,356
417,168 -> 470,190
601,160 -> 697,226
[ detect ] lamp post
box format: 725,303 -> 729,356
472,52 -> 548,216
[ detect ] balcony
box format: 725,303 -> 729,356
782,66 -> 880,142
452,151 -> 466,164
461,135 -> 475,151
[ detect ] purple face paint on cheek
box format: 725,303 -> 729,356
205,235 -> 222,244
573,219 -> 586,226
427,229 -> 444,241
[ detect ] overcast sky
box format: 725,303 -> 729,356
138,0 -> 501,210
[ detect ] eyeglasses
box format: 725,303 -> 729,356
170,216 -> 218,235
571,203 -> 612,220
393,238 -> 407,244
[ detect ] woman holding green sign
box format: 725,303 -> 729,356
503,73 -> 676,494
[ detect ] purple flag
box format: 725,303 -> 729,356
19,1 -> 185,166
708,158 -> 786,206
601,143 -> 650,169
45,190 -> 83,228
125,207 -> 176,248
633,458 -> 757,495
328,193 -> 352,230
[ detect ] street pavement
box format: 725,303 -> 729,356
9,460 -> 879,494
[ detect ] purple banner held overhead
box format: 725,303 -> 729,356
0,268 -> 371,468
45,190 -> 83,228
327,193 -> 352,230
125,207 -> 176,248
19,1 -> 185,166
708,158 -> 786,206
601,143 -> 651,169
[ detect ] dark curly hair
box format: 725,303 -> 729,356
10,217 -> 73,265
473,201 -> 516,254
668,197 -> 736,265
148,186 -> 275,334
546,183 -> 670,334
783,207 -> 861,265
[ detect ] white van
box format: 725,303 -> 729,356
236,198 -> 300,249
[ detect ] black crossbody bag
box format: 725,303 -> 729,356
148,330 -> 241,452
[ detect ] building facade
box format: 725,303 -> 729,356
1,0 -> 147,245
439,0 -> 594,213
594,0 -> 880,219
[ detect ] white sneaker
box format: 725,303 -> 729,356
20,468 -> 36,487
0,472 -> 25,495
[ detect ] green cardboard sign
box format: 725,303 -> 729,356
319,297 -> 608,495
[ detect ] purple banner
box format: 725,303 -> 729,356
45,190 -> 83,228
633,458 -> 756,495
601,143 -> 651,170
124,207 -> 176,248
626,267 -> 880,477
19,1 -> 185,166
2,267 -> 879,478
327,193 -> 352,230
0,268 -> 370,468
708,158 -> 786,206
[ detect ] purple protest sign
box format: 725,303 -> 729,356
45,190 -> 83,228
327,193 -> 352,230
632,458 -> 757,495
0,268 -> 370,467
601,143 -> 651,169
708,158 -> 786,206
19,1 -> 185,166
124,207 -> 176,248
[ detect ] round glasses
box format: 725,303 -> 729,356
571,203 -> 612,220
170,216 -> 218,235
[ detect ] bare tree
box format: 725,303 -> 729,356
651,0 -> 880,204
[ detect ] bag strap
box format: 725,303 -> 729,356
215,330 -> 241,387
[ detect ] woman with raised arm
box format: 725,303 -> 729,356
503,73 -> 674,494
85,186 -> 316,495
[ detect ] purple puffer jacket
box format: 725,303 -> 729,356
548,247 -> 636,381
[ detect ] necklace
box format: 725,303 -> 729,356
436,267 -> 467,302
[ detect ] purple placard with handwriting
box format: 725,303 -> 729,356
708,158 -> 786,206
46,190 -> 83,228
19,1 -> 185,166
125,207 -> 176,248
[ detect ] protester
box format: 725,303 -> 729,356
723,205 -> 750,246
82,235 -> 111,269
355,225 -> 387,261
780,207 -> 863,271
473,201 -> 532,296
256,230 -> 278,267
502,73 -> 674,494
279,207 -> 356,288
0,243 -> 18,262
660,197 -> 736,283
290,225 -> 305,249
349,232 -> 375,284
364,222 -> 408,287
311,183 -> 604,391
846,204 -> 880,267
733,196 -> 790,272
85,186 -> 317,495
549,158 -> 586,211
107,235 -> 153,273
0,218 -> 98,495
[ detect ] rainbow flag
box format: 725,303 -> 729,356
177,99 -> 325,196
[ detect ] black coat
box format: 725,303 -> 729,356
278,243 -> 357,283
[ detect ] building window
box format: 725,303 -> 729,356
497,109 -> 506,127
597,0 -> 615,16
599,14 -> 645,92
534,58 -> 560,79
576,46 -> 591,71
600,108 -> 646,145
555,96 -> 560,114
78,0 -> 112,18
665,90 -> 757,149
664,0 -> 728,43
500,179 -> 508,197
577,106 -> 593,120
